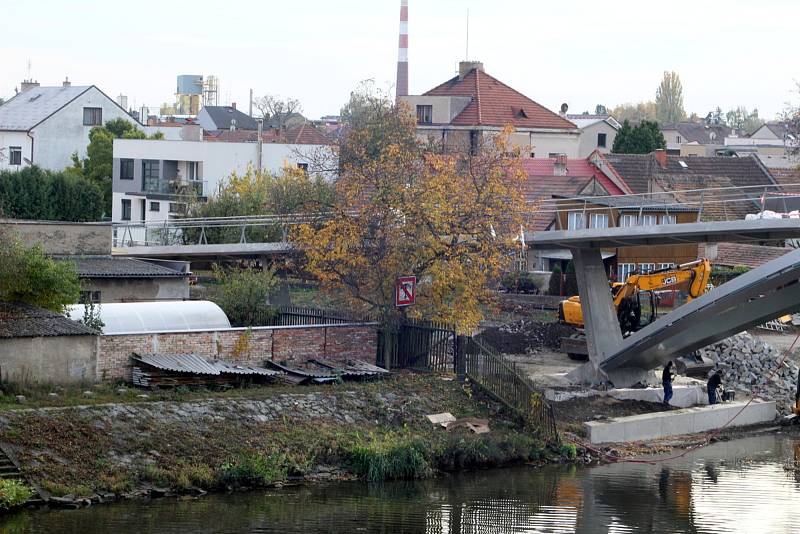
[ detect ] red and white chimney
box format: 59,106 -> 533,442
396,0 -> 409,100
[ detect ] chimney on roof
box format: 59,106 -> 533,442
20,79 -> 39,93
396,0 -> 409,100
654,148 -> 667,169
62,77 -> 70,88
458,60 -> 484,80
554,154 -> 567,176
231,102 -> 236,110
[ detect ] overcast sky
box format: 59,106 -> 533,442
2,0 -> 798,120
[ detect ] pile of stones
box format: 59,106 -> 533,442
701,333 -> 799,413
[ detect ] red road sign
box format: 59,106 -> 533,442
395,276 -> 416,307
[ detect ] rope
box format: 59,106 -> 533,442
570,331 -> 800,465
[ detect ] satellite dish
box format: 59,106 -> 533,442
560,103 -> 569,114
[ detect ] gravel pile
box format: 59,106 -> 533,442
702,333 -> 799,413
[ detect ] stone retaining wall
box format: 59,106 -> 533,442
97,324 -> 378,381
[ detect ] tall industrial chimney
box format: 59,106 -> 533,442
396,0 -> 409,100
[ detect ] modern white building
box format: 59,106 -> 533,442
566,114 -> 621,157
111,124 -> 333,224
0,80 -> 141,171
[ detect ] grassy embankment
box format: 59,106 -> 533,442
0,374 -> 576,500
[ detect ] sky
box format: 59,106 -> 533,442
1,0 -> 798,120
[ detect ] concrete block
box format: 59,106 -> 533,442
584,400 -> 776,444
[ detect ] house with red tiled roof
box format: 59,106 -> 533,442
400,61 -> 581,158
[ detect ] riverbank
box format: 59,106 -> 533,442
0,374 -> 576,507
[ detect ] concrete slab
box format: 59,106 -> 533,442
608,386 -> 707,408
584,400 -> 776,444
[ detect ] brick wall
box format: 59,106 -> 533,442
97,324 -> 377,381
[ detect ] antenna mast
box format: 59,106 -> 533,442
465,9 -> 469,60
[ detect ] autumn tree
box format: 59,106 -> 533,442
724,106 -> 764,135
610,101 -> 657,123
612,120 -> 666,154
293,88 -> 529,333
252,94 -> 304,129
655,71 -> 686,124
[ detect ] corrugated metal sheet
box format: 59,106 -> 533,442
132,353 -> 280,377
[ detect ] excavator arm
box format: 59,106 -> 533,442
560,259 -> 712,329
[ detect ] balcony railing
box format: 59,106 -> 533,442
142,177 -> 205,197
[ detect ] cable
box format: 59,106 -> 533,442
568,330 -> 800,465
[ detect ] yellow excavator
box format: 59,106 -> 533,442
558,259 -> 713,365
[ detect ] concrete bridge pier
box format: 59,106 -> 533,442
565,248 -> 652,387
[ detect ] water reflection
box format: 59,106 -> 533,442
2,434 -> 799,533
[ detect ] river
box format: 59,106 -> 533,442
2,433 -> 799,533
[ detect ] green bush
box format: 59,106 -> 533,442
219,453 -> 289,486
547,265 -> 563,296
0,166 -> 103,221
500,272 -> 539,294
0,479 -> 33,510
210,265 -> 279,327
563,261 -> 579,297
345,435 -> 432,482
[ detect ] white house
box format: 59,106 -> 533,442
0,80 -> 140,171
566,114 -> 621,157
111,124 -> 334,225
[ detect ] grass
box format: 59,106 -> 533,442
0,479 -> 34,510
0,374 -> 576,498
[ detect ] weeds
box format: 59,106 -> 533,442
40,480 -> 92,498
345,434 -> 432,482
219,453 -> 290,486
0,479 -> 33,510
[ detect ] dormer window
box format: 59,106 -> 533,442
416,105 -> 433,124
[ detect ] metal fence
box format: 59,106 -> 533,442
271,306 -> 363,326
464,336 -> 559,441
377,318 -> 456,372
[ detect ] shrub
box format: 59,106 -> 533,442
345,435 -> 432,482
563,261 -> 579,297
0,166 -> 103,221
547,265 -> 563,296
500,272 -> 539,294
0,479 -> 33,510
210,265 -> 279,327
219,453 -> 289,486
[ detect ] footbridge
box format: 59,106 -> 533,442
111,215 -> 323,260
527,189 -> 800,386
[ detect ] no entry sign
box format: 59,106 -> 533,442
395,276 -> 416,307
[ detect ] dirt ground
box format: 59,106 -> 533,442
552,395 -> 675,426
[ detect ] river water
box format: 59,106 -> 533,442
2,433 -> 800,533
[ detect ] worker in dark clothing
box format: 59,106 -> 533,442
662,361 -> 674,405
707,370 -> 722,405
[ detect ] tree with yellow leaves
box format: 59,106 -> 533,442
293,87 -> 529,333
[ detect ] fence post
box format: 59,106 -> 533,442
455,335 -> 468,380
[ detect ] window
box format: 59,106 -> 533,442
9,146 -> 22,166
675,135 -> 682,143
416,105 -> 433,124
548,152 -> 560,158
297,162 -> 309,172
120,158 -> 134,180
142,160 -> 159,180
597,133 -> 607,148
589,213 -> 608,229
150,201 -> 160,212
640,263 -> 655,274
121,199 -> 131,221
659,263 -> 675,270
169,202 -> 186,214
641,214 -> 658,226
79,290 -> 101,304
660,214 -> 677,225
530,152 -> 535,158
83,107 -> 102,126
618,263 -> 636,282
619,214 -> 638,227
187,161 -> 197,181
567,211 -> 585,230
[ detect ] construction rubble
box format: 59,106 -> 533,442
699,333 -> 799,413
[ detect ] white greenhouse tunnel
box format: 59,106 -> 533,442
66,301 -> 231,334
